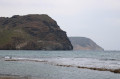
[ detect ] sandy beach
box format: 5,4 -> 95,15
0,75 -> 29,79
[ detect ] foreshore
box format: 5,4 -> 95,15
0,75 -> 31,79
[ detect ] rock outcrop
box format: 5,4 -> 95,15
0,14 -> 73,50
69,37 -> 104,51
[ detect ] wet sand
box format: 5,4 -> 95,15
0,75 -> 29,79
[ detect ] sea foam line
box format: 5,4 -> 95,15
4,57 -> 120,74
55,64 -> 120,74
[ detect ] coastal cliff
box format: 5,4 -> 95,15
0,14 -> 73,50
69,37 -> 104,51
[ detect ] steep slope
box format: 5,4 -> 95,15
0,14 -> 73,50
69,37 -> 104,51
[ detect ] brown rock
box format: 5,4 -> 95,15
0,14 -> 73,50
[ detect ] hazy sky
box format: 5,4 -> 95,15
0,0 -> 120,50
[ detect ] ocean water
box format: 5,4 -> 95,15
0,50 -> 120,79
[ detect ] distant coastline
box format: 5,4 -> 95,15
69,37 -> 104,51
0,14 -> 105,51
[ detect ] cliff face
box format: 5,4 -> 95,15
0,14 -> 73,50
69,37 -> 104,51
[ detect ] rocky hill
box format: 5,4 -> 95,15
0,14 -> 73,50
69,37 -> 104,51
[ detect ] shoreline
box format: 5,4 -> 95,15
0,75 -> 29,79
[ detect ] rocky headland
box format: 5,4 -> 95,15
0,14 -> 73,50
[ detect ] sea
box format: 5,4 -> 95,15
0,50 -> 120,79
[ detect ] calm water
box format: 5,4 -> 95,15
0,50 -> 120,79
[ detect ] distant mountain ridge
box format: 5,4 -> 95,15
69,37 -> 104,51
0,14 -> 73,50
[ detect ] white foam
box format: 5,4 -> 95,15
4,57 -> 120,70
45,58 -> 120,69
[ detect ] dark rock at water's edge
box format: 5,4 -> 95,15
69,37 -> 104,51
0,14 -> 73,50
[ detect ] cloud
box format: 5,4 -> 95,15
0,0 -> 120,50
0,0 -> 120,16
103,0 -> 120,10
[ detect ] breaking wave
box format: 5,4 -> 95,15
3,56 -> 120,73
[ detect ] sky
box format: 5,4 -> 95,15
0,0 -> 120,50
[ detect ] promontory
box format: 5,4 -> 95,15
0,14 -> 73,50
